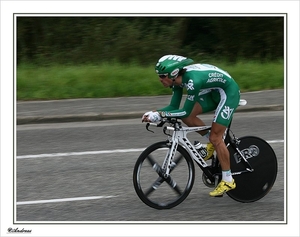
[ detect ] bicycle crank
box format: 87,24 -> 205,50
202,172 -> 215,188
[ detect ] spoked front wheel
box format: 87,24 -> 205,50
227,136 -> 278,202
133,141 -> 195,209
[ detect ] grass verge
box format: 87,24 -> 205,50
17,60 -> 284,100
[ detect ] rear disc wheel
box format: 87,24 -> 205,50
227,136 -> 278,202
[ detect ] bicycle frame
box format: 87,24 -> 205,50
147,117 -> 254,184
147,120 -> 216,181
146,99 -> 250,180
163,124 -> 211,173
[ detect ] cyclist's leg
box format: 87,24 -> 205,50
209,122 -> 237,197
181,102 -> 206,135
210,122 -> 231,171
209,87 -> 240,197
182,89 -> 218,136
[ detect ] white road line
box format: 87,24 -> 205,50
16,140 -> 284,159
16,139 -> 284,207
16,148 -> 145,159
267,140 -> 285,144
17,195 -> 118,206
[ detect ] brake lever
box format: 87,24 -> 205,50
145,121 -> 165,133
146,123 -> 154,133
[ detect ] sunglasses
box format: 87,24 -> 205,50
158,73 -> 168,79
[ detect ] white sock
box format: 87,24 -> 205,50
204,131 -> 210,140
222,170 -> 233,182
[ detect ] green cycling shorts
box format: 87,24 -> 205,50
197,84 -> 240,127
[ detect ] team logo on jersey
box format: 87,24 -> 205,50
186,79 -> 194,91
221,106 -> 234,120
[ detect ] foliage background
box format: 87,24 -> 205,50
17,16 -> 284,65
16,16 -> 284,100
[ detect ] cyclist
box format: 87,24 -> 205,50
142,54 -> 240,197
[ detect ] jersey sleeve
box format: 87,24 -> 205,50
158,77 -> 200,118
157,86 -> 183,112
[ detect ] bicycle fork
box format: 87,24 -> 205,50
161,138 -> 178,179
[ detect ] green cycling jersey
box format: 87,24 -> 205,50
157,63 -> 240,127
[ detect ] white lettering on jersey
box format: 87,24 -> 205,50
185,63 -> 231,78
206,78 -> 227,83
187,95 -> 195,101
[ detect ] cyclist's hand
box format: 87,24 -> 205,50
142,111 -> 151,122
142,111 -> 161,123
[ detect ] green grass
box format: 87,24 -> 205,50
17,60 -> 284,100
221,60 -> 284,91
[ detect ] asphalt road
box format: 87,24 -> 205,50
16,110 -> 285,223
16,89 -> 284,124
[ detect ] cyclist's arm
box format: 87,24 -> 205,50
157,86 -> 183,111
158,77 -> 200,118
159,92 -> 196,118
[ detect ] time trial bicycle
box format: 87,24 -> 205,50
133,99 -> 278,209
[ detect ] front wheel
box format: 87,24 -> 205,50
133,141 -> 195,209
227,136 -> 278,202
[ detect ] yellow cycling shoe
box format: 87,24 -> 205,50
204,142 -> 215,161
209,179 -> 236,197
